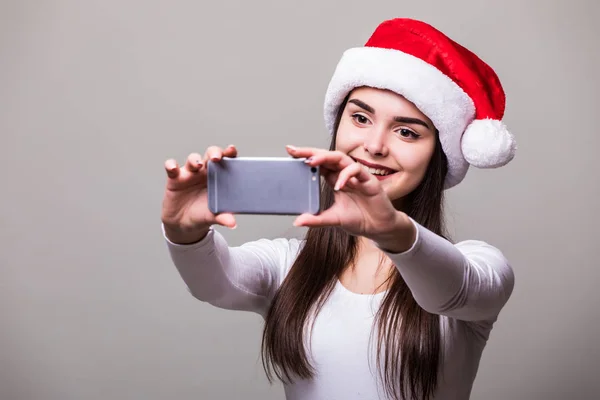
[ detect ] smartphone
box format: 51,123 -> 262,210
207,157 -> 321,215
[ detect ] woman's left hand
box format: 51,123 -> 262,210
286,145 -> 416,252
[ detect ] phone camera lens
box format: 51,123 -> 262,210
311,167 -> 317,173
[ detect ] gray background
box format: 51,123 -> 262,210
2,0 -> 598,399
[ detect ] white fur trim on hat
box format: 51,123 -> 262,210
461,119 -> 516,168
324,47 -> 476,188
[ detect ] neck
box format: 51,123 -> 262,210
356,235 -> 381,256
338,236 -> 393,294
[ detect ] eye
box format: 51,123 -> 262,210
396,128 -> 421,139
351,113 -> 371,125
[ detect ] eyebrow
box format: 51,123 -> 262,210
347,98 -> 432,130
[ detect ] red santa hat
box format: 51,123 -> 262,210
324,18 -> 517,188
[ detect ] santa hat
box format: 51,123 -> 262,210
324,18 -> 517,188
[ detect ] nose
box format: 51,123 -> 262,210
363,128 -> 388,157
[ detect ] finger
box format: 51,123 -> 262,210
204,146 -> 224,162
285,145 -> 326,160
164,159 -> 180,179
342,176 -> 362,190
334,162 -> 365,191
334,163 -> 374,190
340,176 -> 376,195
293,209 -> 341,228
213,212 -> 237,229
185,153 -> 204,172
222,144 -> 238,158
304,150 -> 355,172
331,176 -> 360,195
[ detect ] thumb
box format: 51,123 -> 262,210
214,213 -> 237,229
293,209 -> 341,228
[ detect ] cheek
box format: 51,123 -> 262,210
395,144 -> 433,174
334,120 -> 363,152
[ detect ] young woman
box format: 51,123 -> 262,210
160,18 -> 517,400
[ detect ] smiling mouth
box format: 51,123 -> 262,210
351,157 -> 398,176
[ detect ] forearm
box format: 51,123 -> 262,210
163,225 -> 274,314
374,216 -> 514,321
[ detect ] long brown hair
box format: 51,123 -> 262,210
261,94 -> 450,400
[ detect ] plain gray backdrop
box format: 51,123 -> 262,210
2,0 -> 599,399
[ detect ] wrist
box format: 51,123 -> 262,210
163,224 -> 210,245
371,212 -> 416,254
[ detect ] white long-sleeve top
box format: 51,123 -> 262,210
163,219 -> 515,400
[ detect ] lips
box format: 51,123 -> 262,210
351,157 -> 398,176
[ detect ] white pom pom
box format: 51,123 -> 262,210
461,119 -> 517,168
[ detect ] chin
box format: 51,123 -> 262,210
382,185 -> 410,204
381,176 -> 418,205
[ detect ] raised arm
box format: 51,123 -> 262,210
380,218 -> 515,322
281,146 -> 515,322
160,145 -> 301,317
164,225 -> 301,316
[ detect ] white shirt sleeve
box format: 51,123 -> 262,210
162,224 -> 302,317
380,218 -> 515,322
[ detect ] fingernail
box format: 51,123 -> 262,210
196,160 -> 203,165
334,183 -> 340,191
304,157 -> 313,163
231,224 -> 237,229
286,145 -> 297,151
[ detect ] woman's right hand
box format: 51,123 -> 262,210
161,145 -> 238,244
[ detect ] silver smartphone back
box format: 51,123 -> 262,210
207,157 -> 321,215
